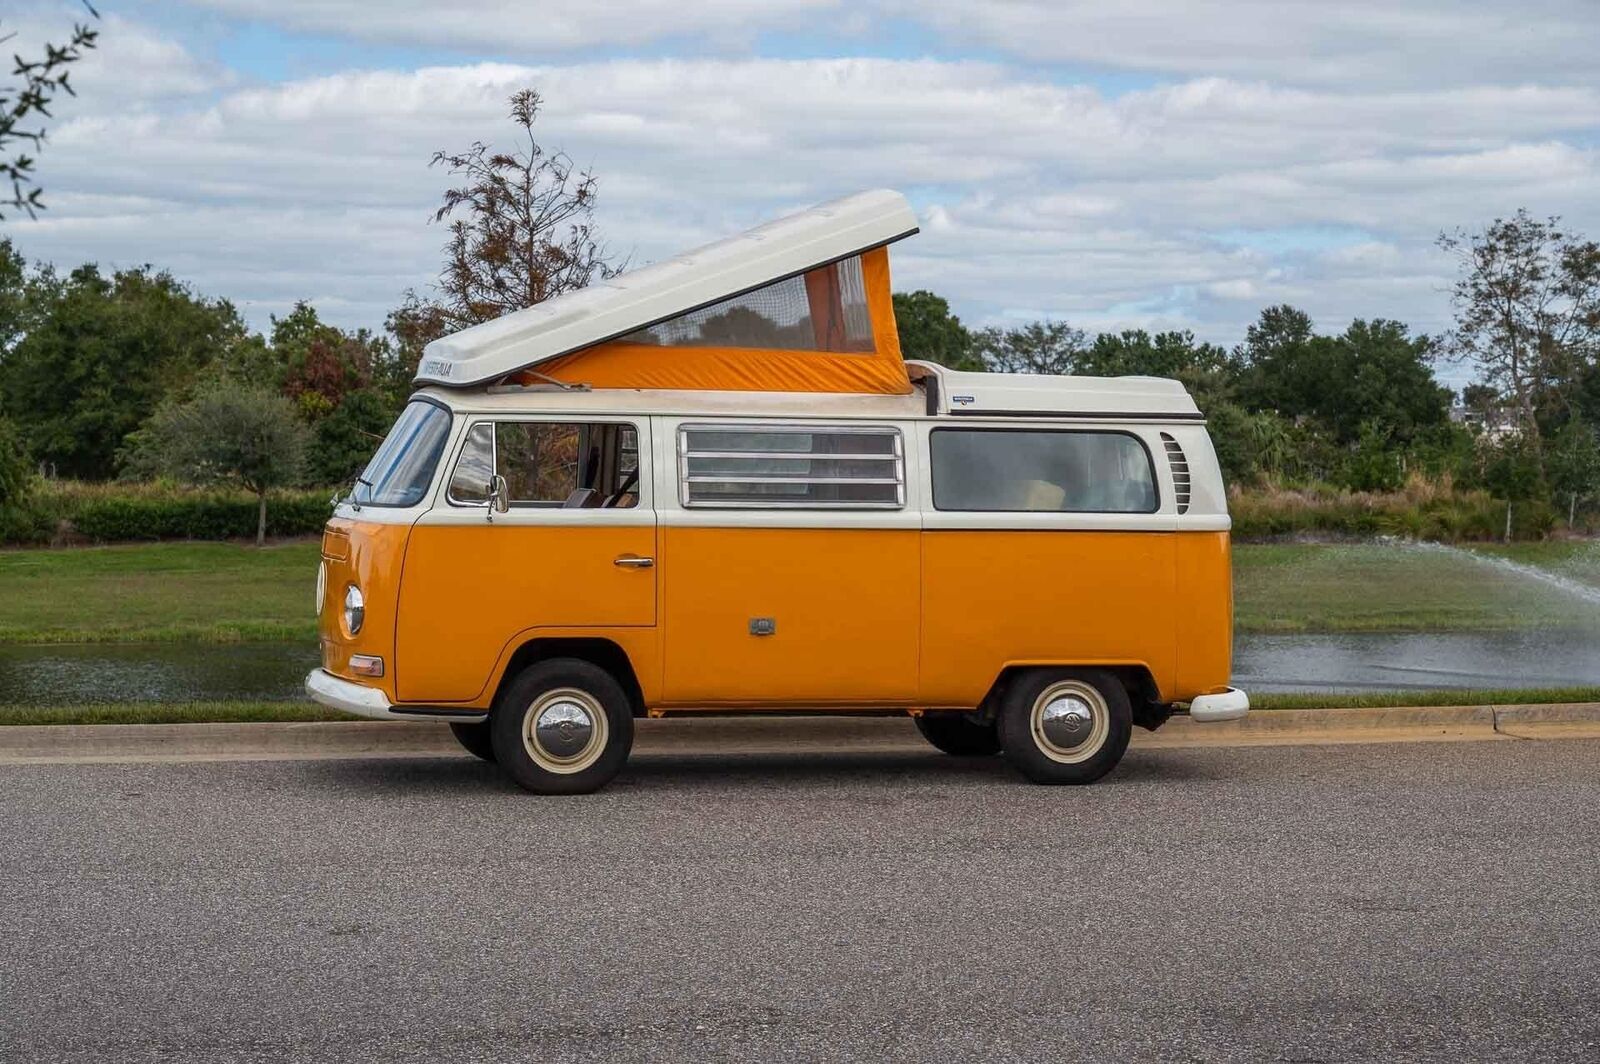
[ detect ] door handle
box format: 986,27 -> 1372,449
613,555 -> 654,569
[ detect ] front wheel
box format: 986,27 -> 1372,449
491,659 -> 634,795
997,669 -> 1131,785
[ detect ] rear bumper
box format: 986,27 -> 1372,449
1187,687 -> 1250,723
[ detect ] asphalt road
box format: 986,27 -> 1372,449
1,739 -> 1597,1063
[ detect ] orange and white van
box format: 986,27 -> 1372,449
307,189 -> 1247,793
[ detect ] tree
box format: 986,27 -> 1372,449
1235,304 -> 1317,414
1234,306 -> 1448,446
0,412 -> 31,505
124,382 -> 308,546
891,290 -> 981,370
0,263 -> 251,479
0,238 -> 29,349
974,320 -> 1087,375
1324,319 -> 1449,445
1438,211 -> 1600,476
268,302 -> 393,419
396,88 -> 623,357
1547,420 -> 1600,526
1,5 -> 99,220
1080,329 -> 1239,413
305,387 -> 394,486
1479,432 -> 1546,541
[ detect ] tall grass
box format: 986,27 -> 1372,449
1231,474 -> 1557,542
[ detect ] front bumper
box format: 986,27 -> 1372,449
1187,686 -> 1250,723
304,669 -> 488,724
305,668 -> 398,719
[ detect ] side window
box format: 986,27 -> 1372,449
623,255 -> 874,352
448,421 -> 639,509
679,424 -> 903,508
448,423 -> 494,504
931,429 -> 1157,513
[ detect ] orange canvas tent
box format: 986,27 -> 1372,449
413,190 -> 920,396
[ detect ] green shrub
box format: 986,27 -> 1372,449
0,480 -> 335,545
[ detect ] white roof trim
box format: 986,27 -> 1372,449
906,362 -> 1203,419
414,189 -> 920,388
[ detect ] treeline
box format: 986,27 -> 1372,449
0,242 -> 419,488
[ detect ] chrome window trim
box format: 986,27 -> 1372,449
678,422 -> 905,510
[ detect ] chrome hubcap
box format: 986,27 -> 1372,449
1030,681 -> 1110,764
533,699 -> 595,760
1040,694 -> 1095,749
522,688 -> 607,774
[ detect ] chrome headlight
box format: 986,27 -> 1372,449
343,584 -> 365,636
315,561 -> 327,616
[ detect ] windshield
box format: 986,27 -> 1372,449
349,400 -> 451,507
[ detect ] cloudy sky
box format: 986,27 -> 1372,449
7,1 -> 1600,384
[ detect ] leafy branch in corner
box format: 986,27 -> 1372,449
0,2 -> 100,221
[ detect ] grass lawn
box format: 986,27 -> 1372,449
1231,541 -> 1598,633
2,538 -> 1597,644
0,540 -> 321,644
0,702 -> 353,725
5,687 -> 1598,725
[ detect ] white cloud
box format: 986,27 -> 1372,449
6,21 -> 1599,349
897,0 -> 1600,89
167,0 -> 1600,90
172,0 -> 838,52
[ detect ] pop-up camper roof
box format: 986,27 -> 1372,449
413,189 -> 920,395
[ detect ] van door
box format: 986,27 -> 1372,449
658,419 -> 921,706
395,416 -> 657,704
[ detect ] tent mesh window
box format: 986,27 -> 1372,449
624,255 -> 873,352
679,424 -> 903,508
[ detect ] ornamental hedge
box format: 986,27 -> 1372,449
0,481 -> 336,546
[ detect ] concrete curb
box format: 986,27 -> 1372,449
1,703 -> 1597,764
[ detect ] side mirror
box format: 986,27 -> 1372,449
487,474 -> 510,520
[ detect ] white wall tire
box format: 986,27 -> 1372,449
998,668 -> 1132,785
491,659 -> 633,795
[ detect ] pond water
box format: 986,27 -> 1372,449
0,642 -> 319,707
0,630 -> 1597,711
1232,629 -> 1600,694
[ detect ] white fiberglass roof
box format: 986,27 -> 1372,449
414,365 -> 1203,422
413,189 -> 920,388
906,363 -> 1203,419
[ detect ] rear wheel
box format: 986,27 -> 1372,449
491,659 -> 634,795
914,712 -> 1001,756
997,669 -> 1131,785
448,721 -> 496,762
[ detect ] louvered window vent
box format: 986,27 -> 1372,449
1161,433 -> 1191,514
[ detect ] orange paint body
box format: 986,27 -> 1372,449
315,518 -> 1234,713
317,518 -> 409,704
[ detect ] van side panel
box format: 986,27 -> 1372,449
1172,530 -> 1233,701
396,523 -> 658,704
660,526 -> 921,704
918,531 -> 1178,707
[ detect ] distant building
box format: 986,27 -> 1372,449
1450,404 -> 1520,441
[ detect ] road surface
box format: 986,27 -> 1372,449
1,738 -> 1596,1062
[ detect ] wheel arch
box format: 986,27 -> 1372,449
492,636 -> 647,717
978,661 -> 1169,731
